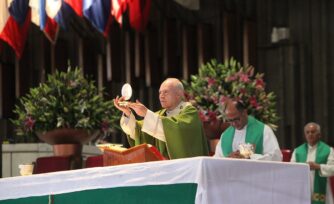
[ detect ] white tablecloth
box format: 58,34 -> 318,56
0,157 -> 310,204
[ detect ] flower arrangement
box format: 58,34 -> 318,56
183,58 -> 278,130
11,66 -> 121,142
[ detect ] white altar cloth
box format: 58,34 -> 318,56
0,157 -> 310,204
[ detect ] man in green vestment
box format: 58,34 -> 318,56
291,122 -> 334,204
113,78 -> 209,159
214,100 -> 282,161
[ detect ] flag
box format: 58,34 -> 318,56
29,0 -> 59,44
47,0 -> 75,31
64,0 -> 83,17
111,0 -> 128,25
83,0 -> 112,36
8,0 -> 30,24
0,0 -> 31,58
128,0 -> 151,32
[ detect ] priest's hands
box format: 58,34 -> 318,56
228,150 -> 245,159
113,97 -> 148,118
128,100 -> 148,117
113,96 -> 131,117
307,161 -> 320,170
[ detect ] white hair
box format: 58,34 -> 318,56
304,122 -> 321,134
164,78 -> 184,91
162,78 -> 185,101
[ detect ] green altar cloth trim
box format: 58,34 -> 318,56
0,183 -> 197,204
0,195 -> 49,204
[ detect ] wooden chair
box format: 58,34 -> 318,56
330,176 -> 334,201
281,149 -> 292,162
33,156 -> 72,174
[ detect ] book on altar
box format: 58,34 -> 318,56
97,143 -> 166,166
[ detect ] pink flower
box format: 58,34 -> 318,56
239,88 -> 246,94
239,73 -> 249,83
226,74 -> 238,82
250,96 -> 258,108
207,78 -> 216,86
211,96 -> 219,103
256,105 -> 263,110
198,111 -> 208,122
255,79 -> 265,90
220,96 -> 229,107
207,110 -> 218,122
24,116 -> 35,131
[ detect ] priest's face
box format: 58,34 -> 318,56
225,102 -> 248,130
304,124 -> 321,146
159,80 -> 182,110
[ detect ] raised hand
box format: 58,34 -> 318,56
113,96 -> 131,117
128,100 -> 148,117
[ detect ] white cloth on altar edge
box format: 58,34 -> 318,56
0,157 -> 310,204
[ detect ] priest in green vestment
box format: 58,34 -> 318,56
214,100 -> 282,161
291,122 -> 334,204
113,78 -> 209,159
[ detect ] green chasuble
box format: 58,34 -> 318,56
127,105 -> 209,159
221,116 -> 264,157
295,141 -> 330,204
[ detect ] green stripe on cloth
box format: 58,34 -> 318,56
0,195 -> 49,204
0,183 -> 197,204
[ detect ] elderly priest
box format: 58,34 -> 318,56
114,78 -> 209,159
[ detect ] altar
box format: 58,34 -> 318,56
0,157 -> 310,204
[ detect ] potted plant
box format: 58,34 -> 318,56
183,58 -> 278,139
11,66 -> 121,144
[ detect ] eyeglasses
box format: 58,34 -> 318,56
225,111 -> 243,123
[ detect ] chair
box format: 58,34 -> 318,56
85,155 -> 103,168
281,149 -> 292,162
330,176 -> 334,200
33,156 -> 72,174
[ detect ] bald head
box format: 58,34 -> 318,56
304,122 -> 321,134
163,78 -> 184,91
159,78 -> 184,110
304,122 -> 321,146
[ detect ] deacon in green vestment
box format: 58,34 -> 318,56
214,100 -> 282,161
114,78 -> 209,159
291,122 -> 334,204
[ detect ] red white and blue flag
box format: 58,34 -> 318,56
48,0 -> 76,31
0,0 -> 31,58
29,0 -> 59,44
83,0 -> 112,37
64,0 -> 83,17
111,0 -> 128,25
128,0 -> 151,32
